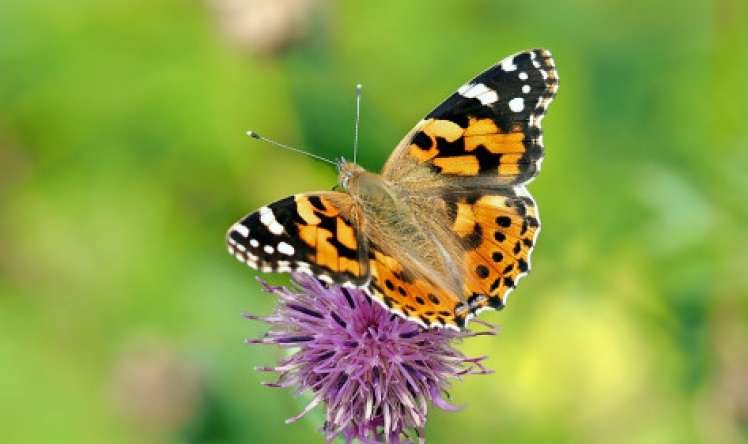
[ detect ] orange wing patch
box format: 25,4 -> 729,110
432,155 -> 479,175
464,118 -> 525,154
367,248 -> 467,329
448,191 -> 540,313
404,117 -> 530,180
293,194 -> 365,281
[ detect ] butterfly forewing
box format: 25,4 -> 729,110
227,192 -> 369,286
382,49 -> 558,185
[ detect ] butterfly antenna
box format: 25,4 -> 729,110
246,131 -> 337,167
353,83 -> 362,164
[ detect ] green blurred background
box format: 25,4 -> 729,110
1,0 -> 747,443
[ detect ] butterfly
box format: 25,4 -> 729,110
227,49 -> 558,330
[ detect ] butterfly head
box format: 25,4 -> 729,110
337,159 -> 365,192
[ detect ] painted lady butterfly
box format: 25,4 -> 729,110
227,49 -> 559,330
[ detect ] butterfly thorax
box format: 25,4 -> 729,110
340,161 -> 464,298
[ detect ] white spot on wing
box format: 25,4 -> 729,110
263,245 -> 274,254
461,83 -> 488,97
276,260 -> 291,272
458,82 -> 499,105
270,222 -> 283,235
231,223 -> 249,238
519,71 -> 528,80
259,206 -> 284,235
501,56 -> 517,72
277,241 -> 295,256
522,84 -> 531,94
249,239 -> 259,248
508,97 -> 525,112
480,90 -> 499,105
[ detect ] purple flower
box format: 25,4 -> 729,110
245,274 -> 495,443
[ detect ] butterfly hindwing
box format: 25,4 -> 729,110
383,49 -> 558,185
363,187 -> 540,329
446,187 -> 540,314
227,192 -> 368,286
367,247 -> 467,329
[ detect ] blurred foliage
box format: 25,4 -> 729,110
1,0 -> 747,443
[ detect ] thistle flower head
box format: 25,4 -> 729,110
246,274 -> 494,443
